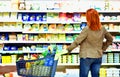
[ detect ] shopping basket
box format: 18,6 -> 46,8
16,55 -> 58,77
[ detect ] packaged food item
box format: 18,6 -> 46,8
58,34 -> 66,41
73,13 -> 81,22
59,12 -> 67,21
48,24 -> 56,32
40,24 -> 48,32
73,24 -> 80,31
32,23 -> 39,31
64,24 -> 74,31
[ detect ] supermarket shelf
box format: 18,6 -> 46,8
0,49 -> 119,54
58,63 -> 120,66
22,21 -> 82,24
98,10 -> 120,13
113,39 -> 120,42
0,50 -> 43,54
82,20 -> 120,23
0,63 -> 16,66
1,10 -> 120,13
58,63 -> 79,66
23,51 -> 44,53
65,49 -> 120,54
0,30 -> 118,33
102,63 -> 120,66
1,20 -> 120,23
0,20 -> 22,22
0,50 -> 22,54
22,30 -> 119,33
0,20 -> 81,23
22,31 -> 81,34
0,41 -> 73,43
0,40 -> 119,44
0,29 -> 119,34
101,20 -> 120,23
105,49 -> 120,52
0,63 -> 120,66
1,19 -> 120,24
108,30 -> 120,33
0,30 -> 22,32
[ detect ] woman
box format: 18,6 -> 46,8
67,8 -> 113,77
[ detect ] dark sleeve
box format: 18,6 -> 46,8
67,27 -> 88,53
102,28 -> 113,51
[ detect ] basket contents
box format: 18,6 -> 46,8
16,44 -> 68,77
18,56 -> 54,76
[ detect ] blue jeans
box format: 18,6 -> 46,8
80,57 -> 102,77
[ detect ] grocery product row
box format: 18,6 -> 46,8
1,22 -> 120,32
0,33 -> 78,42
0,33 -> 120,42
103,23 -> 120,31
1,0 -> 120,12
109,43 -> 120,50
0,42 -> 120,53
56,68 -> 120,77
0,12 -> 120,22
0,44 -> 58,64
102,53 -> 120,63
1,52 -> 120,65
22,23 -> 86,32
100,68 -> 120,77
58,53 -> 120,64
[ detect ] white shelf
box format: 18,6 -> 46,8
107,30 -> 120,32
58,63 -> 79,66
0,20 -> 22,22
22,30 -> 119,34
22,31 -> 81,34
0,30 -> 22,32
0,50 -> 44,53
0,41 -> 72,43
58,63 -> 120,66
0,63 -> 16,66
98,10 -> 120,13
102,63 -> 120,66
0,49 -> 119,54
0,29 -> 118,33
0,51 -> 21,54
22,21 -> 82,24
113,39 -> 120,42
106,49 -> 120,52
0,40 -> 119,44
1,10 -> 120,13
0,63 -> 119,66
82,20 -> 120,23
0,19 -> 120,23
68,49 -> 120,53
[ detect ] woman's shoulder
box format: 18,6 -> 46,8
101,26 -> 107,31
83,26 -> 89,30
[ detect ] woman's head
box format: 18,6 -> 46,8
86,8 -> 101,30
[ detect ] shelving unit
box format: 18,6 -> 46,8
0,0 -> 120,77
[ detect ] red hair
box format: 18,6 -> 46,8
86,8 -> 101,31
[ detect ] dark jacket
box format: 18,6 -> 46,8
67,26 -> 113,58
